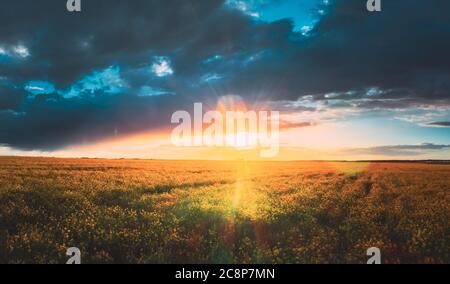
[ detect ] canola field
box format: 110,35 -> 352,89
0,157 -> 448,264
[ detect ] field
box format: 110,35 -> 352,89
0,157 -> 448,264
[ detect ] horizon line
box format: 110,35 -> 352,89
1,155 -> 449,164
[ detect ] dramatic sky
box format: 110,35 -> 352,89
0,0 -> 449,160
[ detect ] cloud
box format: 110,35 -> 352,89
343,143 -> 450,157
12,45 -> 30,58
24,81 -> 55,96
279,121 -> 316,130
0,43 -> 30,59
0,0 -> 449,151
225,0 -> 261,18
0,85 -> 26,111
425,122 -> 450,127
151,56 -> 174,77
292,1 -> 450,101
138,86 -> 174,97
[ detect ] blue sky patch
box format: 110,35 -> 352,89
59,65 -> 127,99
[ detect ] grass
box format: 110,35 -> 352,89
0,157 -> 448,264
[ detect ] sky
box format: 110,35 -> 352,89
0,0 -> 449,160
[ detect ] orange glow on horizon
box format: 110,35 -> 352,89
1,96 -> 446,161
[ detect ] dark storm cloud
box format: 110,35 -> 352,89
240,0 -> 450,101
0,0 -> 224,86
0,0 -> 449,150
0,86 -> 26,111
0,92 -> 194,150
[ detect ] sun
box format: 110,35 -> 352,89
216,95 -> 260,149
216,95 -> 248,113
